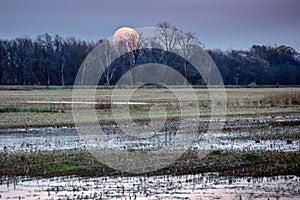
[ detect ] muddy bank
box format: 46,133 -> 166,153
1,149 -> 299,178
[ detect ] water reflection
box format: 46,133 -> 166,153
1,174 -> 299,199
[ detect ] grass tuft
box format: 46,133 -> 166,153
242,153 -> 261,161
210,150 -> 222,155
20,154 -> 27,162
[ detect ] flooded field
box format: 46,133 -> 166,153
1,113 -> 299,153
1,174 -> 300,199
1,88 -> 300,199
0,113 -> 299,199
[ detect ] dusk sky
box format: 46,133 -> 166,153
0,0 -> 299,51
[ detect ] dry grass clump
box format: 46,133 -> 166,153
261,93 -> 300,105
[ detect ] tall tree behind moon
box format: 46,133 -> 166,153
112,27 -> 140,85
112,27 -> 140,52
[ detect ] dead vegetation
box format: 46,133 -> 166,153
0,87 -> 300,129
261,93 -> 300,105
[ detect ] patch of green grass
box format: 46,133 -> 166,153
166,110 -> 181,115
20,154 -> 27,162
242,153 -> 261,161
72,154 -> 84,162
48,164 -> 90,172
29,108 -> 61,113
29,108 -> 59,113
210,150 -> 222,155
127,148 -> 150,153
127,148 -> 136,153
38,160 -> 47,168
285,158 -> 293,164
202,104 -> 209,109
47,86 -> 74,90
140,149 -> 149,154
38,160 -> 90,172
0,106 -> 23,112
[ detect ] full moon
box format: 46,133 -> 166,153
112,27 -> 140,51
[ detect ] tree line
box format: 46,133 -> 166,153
0,29 -> 299,86
208,45 -> 300,85
0,34 -> 95,85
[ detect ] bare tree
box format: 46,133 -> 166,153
0,41 -> 6,84
54,35 -> 67,86
155,22 -> 207,85
98,39 -> 117,85
155,22 -> 182,84
156,22 -> 179,52
114,32 -> 147,85
177,32 -> 198,84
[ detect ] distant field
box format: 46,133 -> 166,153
0,87 -> 300,128
1,87 -> 300,180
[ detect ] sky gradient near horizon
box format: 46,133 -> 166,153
0,0 -> 299,51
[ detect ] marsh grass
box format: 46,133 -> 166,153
0,106 -> 64,113
37,158 -> 91,173
127,148 -> 149,154
261,93 -> 300,105
242,152 -> 261,161
1,150 -> 299,177
47,163 -> 91,173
